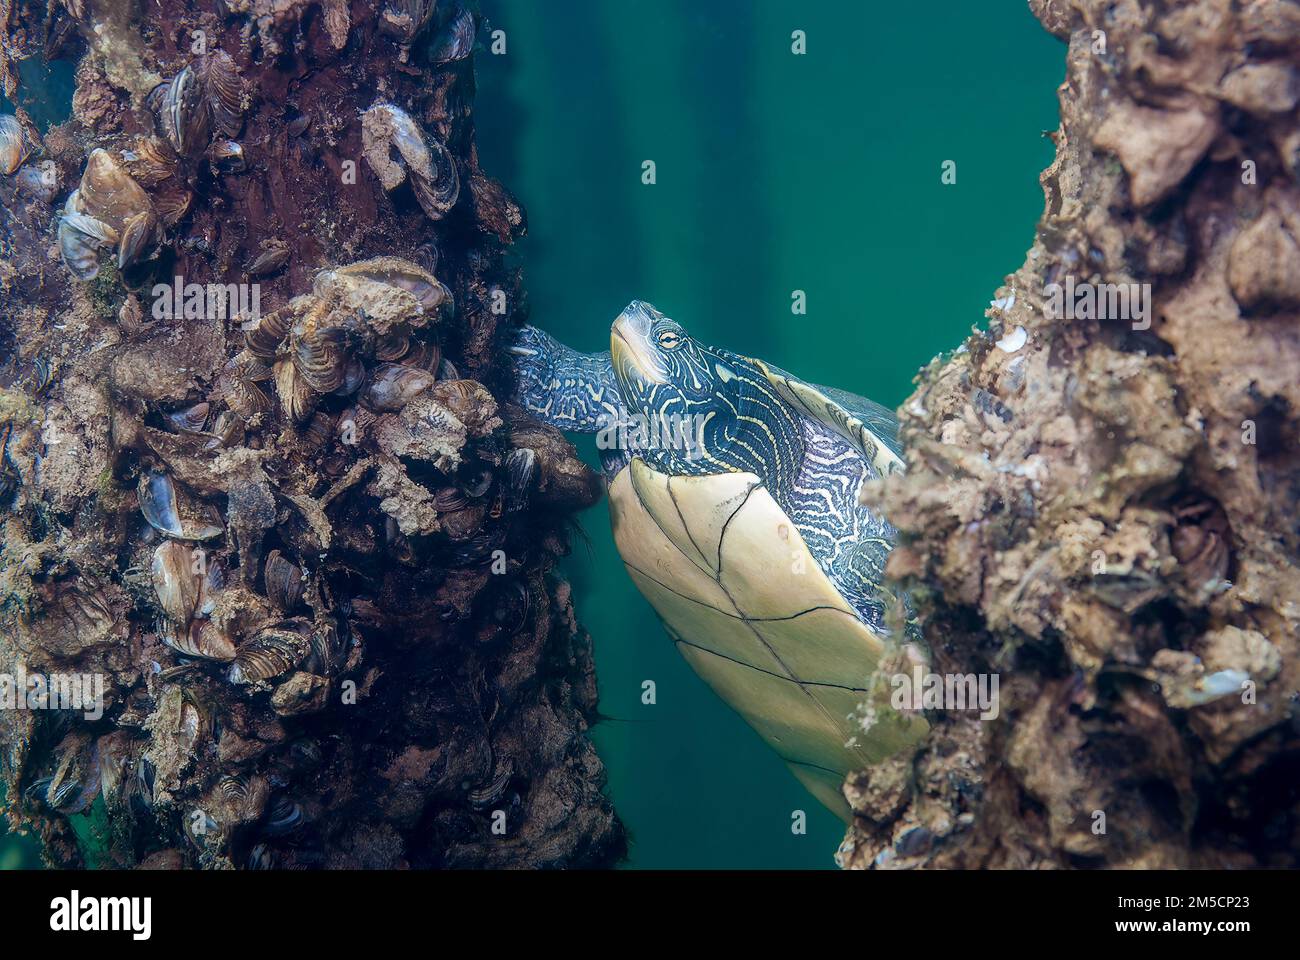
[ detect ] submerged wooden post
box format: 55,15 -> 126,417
0,0 -> 622,868
842,0 -> 1300,869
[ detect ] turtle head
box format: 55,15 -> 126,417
610,300 -> 702,396
608,301 -> 803,479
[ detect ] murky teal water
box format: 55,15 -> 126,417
475,0 -> 1062,868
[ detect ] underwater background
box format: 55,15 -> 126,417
473,0 -> 1062,868
0,1 -> 1062,869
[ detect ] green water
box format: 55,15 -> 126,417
475,0 -> 1062,868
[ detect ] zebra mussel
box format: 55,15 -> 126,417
59,150 -> 159,280
361,101 -> 460,222
0,113 -> 36,176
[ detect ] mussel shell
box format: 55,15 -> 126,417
29,358 -> 54,396
137,471 -> 224,541
338,357 -> 366,396
504,447 -> 536,511
292,325 -> 350,393
218,774 -> 251,803
119,294 -> 147,335
332,257 -> 452,315
133,756 -> 157,810
45,733 -> 100,814
161,65 -> 212,157
150,540 -> 204,622
79,149 -> 153,234
374,332 -> 411,362
204,410 -> 245,450
228,623 -> 312,684
153,184 -> 194,228
121,136 -> 179,187
410,135 -> 460,221
207,139 -> 246,173
58,218 -> 107,281
432,378 -> 494,432
60,204 -> 120,249
301,411 -> 338,449
380,0 -> 436,43
160,618 -> 237,661
403,338 -> 443,372
203,51 -> 246,139
246,243 -> 290,277
264,549 -> 304,613
468,759 -> 514,810
431,486 -> 470,512
244,304 -> 293,360
450,529 -> 507,566
13,162 -> 57,203
179,689 -> 217,750
165,402 -> 210,433
117,209 -> 160,270
361,102 -> 428,191
264,796 -> 304,835
248,843 -> 279,869
0,114 -> 32,175
95,732 -> 135,806
364,362 -> 435,412
360,103 -> 459,220
300,621 -> 343,675
274,358 -> 319,424
431,6 -> 476,65
227,377 -> 273,419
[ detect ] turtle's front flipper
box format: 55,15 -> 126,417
508,325 -> 626,433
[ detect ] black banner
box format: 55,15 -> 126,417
2,868 -> 1284,946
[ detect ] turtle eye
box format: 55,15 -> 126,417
657,330 -> 682,350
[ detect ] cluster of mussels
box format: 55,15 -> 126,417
58,51 -> 247,282
1,0 -> 619,868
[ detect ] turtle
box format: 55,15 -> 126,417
510,300 -> 928,819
